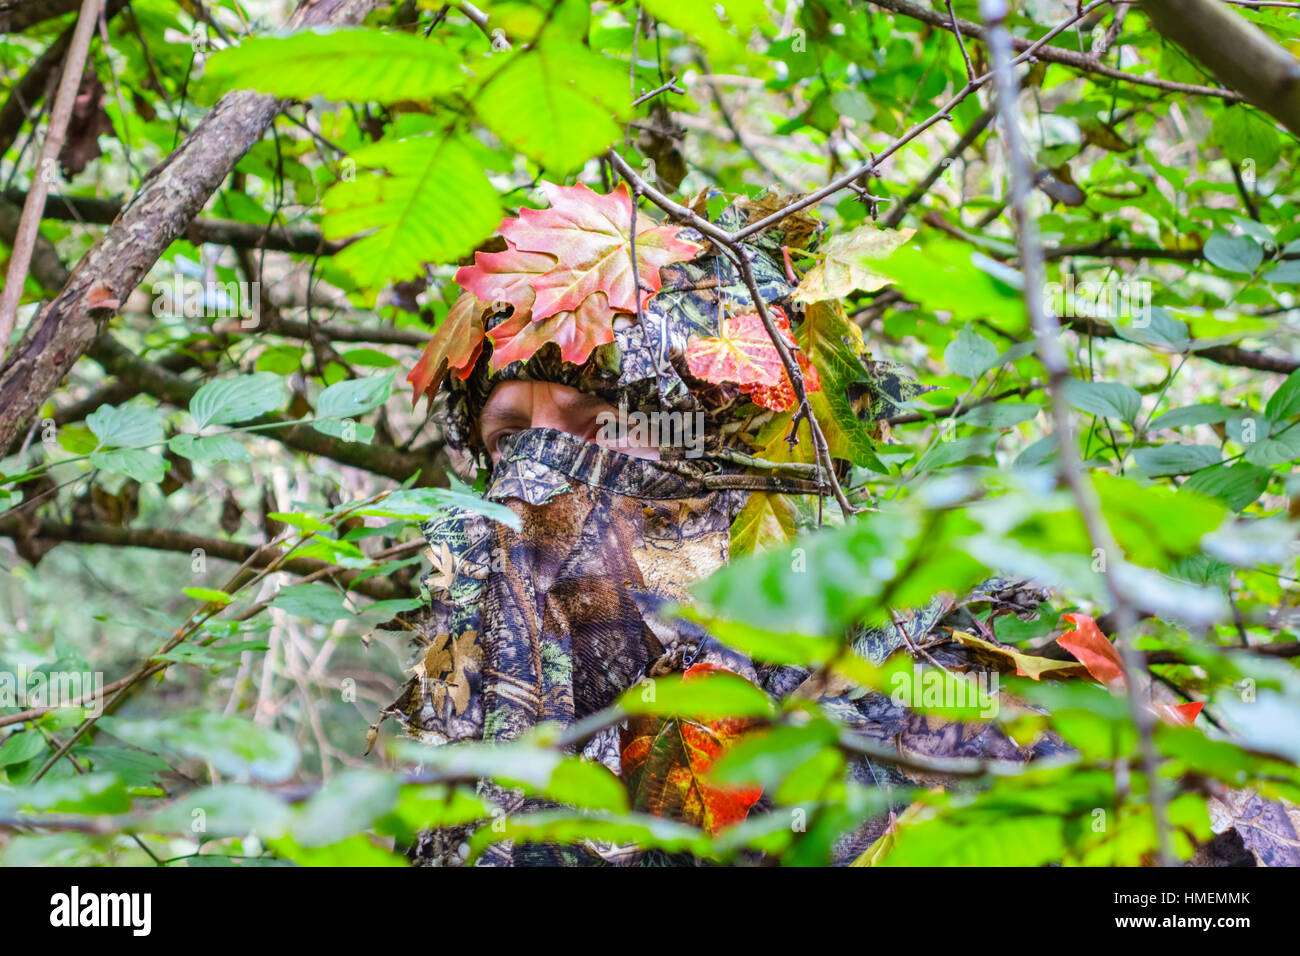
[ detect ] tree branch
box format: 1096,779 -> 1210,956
0,0 -> 378,455
1142,0 -> 1300,137
82,335 -> 445,483
0,190 -> 348,256
0,513 -> 417,600
867,0 -> 1243,102
979,0 -> 1173,867
0,0 -> 104,350
0,0 -> 80,32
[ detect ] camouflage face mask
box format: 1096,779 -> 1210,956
380,427 -> 753,761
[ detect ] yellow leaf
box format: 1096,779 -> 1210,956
793,225 -> 915,303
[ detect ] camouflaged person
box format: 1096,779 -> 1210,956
373,185 -> 1069,866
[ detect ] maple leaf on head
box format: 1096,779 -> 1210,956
487,291 -> 616,370
500,181 -> 705,320
684,306 -> 822,413
452,241 -> 554,317
406,291 -> 489,409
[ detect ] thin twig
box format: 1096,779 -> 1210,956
946,0 -> 977,80
978,0 -> 1173,867
0,0 -> 104,355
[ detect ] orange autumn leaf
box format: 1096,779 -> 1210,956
1169,702 -> 1204,727
1056,612 -> 1126,689
415,181 -> 703,378
620,662 -> 764,835
487,291 -> 617,370
1057,612 -> 1203,728
684,307 -> 822,412
406,291 -> 488,409
499,181 -> 704,320
453,241 -> 553,318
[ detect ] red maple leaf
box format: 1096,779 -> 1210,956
1056,612 -> 1126,689
406,291 -> 488,409
500,181 -> 705,320
486,291 -> 617,370
452,242 -> 553,317
415,181 -> 704,380
684,306 -> 822,412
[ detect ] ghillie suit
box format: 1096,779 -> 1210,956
373,184 -> 1267,867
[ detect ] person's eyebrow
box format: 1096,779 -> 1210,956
552,390 -> 613,414
479,402 -> 530,429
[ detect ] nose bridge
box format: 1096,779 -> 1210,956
530,405 -> 570,432
527,383 -> 572,433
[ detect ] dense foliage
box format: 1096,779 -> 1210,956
1,0 -> 1298,866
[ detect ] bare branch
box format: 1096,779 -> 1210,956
0,514 -> 418,600
0,0 -> 103,350
1143,0 -> 1300,136
979,0 -> 1173,867
0,0 -> 379,455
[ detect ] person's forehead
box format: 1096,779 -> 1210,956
481,380 -> 611,416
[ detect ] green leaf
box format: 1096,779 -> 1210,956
1263,260 -> 1300,284
915,433 -> 997,471
1183,462 -> 1272,511
960,402 -> 1040,429
353,487 -> 522,531
1131,444 -> 1221,476
618,671 -> 775,719
86,403 -> 164,448
869,240 -> 1027,329
89,449 -> 167,483
944,324 -> 999,380
290,771 -> 401,847
325,134 -> 502,287
1064,379 -> 1141,424
270,583 -> 352,623
315,373 -> 393,420
1114,307 -> 1189,352
641,0 -> 767,59
1211,107 -> 1280,169
1243,426 -> 1300,466
0,730 -> 47,768
15,773 -> 132,814
709,722 -> 839,789
474,43 -> 629,174
1203,229 -> 1263,274
1264,368 -> 1300,422
183,587 -> 233,606
203,28 -> 464,102
189,373 -> 287,429
694,511 -> 918,636
146,784 -> 291,838
256,345 -> 305,374
168,433 -> 251,463
267,512 -> 332,533
311,419 -> 375,443
99,713 -> 300,783
57,423 -> 98,454
1148,403 -> 1238,431
78,747 -> 171,788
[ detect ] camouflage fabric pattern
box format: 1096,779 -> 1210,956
379,429 -> 1070,865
